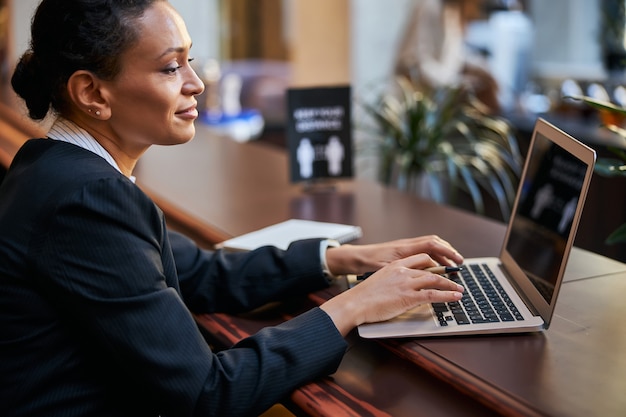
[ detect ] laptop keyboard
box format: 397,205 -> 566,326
432,263 -> 525,326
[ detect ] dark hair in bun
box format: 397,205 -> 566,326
11,0 -> 163,120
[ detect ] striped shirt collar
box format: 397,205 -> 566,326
47,117 -> 135,183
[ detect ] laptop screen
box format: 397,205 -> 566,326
505,129 -> 592,304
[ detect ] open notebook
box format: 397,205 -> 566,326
217,219 -> 362,251
358,118 -> 596,338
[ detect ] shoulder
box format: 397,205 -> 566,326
7,138 -> 161,229
12,138 -> 133,191
14,138 -> 111,173
9,139 -> 118,190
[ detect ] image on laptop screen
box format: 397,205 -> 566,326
505,130 -> 591,304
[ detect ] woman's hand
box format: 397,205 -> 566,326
325,235 -> 464,276
320,253 -> 464,336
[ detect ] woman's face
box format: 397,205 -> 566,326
101,2 -> 205,151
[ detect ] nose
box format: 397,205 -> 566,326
184,65 -> 205,96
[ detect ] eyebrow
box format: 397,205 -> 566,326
158,42 -> 193,59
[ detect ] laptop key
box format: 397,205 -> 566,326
453,313 -> 471,325
432,303 -> 449,313
433,263 -> 527,327
500,313 -> 515,321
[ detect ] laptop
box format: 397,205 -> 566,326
358,118 -> 596,338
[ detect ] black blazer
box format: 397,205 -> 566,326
0,139 -> 347,417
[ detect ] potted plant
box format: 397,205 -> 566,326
358,76 -> 523,221
565,95 -> 626,244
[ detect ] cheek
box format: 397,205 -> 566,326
128,92 -> 173,115
114,79 -> 176,115
110,93 -> 176,143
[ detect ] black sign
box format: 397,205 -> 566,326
287,86 -> 352,182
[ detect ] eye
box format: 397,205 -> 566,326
162,58 -> 195,74
163,65 -> 182,74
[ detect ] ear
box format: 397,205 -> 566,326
66,70 -> 111,119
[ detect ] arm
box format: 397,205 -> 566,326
169,231 -> 331,314
36,178 -> 346,417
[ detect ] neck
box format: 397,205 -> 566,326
64,113 -> 145,178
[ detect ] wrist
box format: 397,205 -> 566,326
325,244 -> 370,276
320,239 -> 341,280
320,291 -> 361,336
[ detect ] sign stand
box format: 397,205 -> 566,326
286,85 -> 353,192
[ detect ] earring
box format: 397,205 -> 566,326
95,110 -> 101,116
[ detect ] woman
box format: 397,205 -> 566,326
0,1 -> 464,416
394,0 -> 500,113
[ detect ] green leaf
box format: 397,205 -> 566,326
474,159 -> 510,220
357,76 -> 522,220
594,158 -> 626,177
424,171 -> 445,204
606,222 -> 626,245
459,164 -> 484,214
564,95 -> 626,116
607,146 -> 626,162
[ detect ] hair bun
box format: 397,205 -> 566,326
11,51 -> 52,120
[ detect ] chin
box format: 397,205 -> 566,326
166,136 -> 194,146
167,126 -> 196,145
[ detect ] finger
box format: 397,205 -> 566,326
411,271 -> 465,293
427,239 -> 464,266
413,288 -> 464,304
394,253 -> 438,270
401,235 -> 464,266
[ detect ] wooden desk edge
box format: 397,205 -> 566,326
311,291 -> 544,417
196,289 -> 541,417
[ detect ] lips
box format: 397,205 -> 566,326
176,103 -> 198,119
